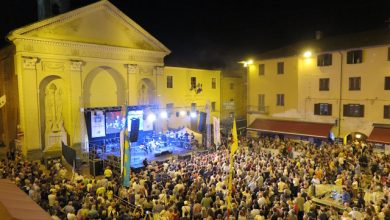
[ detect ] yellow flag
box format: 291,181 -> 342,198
231,118 -> 238,156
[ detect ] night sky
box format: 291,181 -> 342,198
1,0 -> 390,70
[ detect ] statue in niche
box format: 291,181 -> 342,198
45,83 -> 64,132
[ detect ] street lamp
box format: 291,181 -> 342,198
238,59 -> 253,134
303,50 -> 312,58
239,59 -> 254,67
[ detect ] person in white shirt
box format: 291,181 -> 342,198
349,207 -> 363,220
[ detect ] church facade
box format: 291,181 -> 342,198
0,0 -> 220,159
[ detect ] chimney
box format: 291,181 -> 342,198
315,31 -> 323,40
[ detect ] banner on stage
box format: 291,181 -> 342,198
213,116 -> 220,145
91,110 -> 106,138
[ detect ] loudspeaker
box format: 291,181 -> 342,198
130,118 -> 140,142
198,112 -> 206,132
89,159 -> 103,176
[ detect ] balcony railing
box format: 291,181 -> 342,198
247,105 -> 269,114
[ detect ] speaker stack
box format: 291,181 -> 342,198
89,159 -> 104,177
130,118 -> 140,142
198,112 -> 206,132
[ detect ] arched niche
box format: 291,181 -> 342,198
39,75 -> 65,150
83,66 -> 126,108
138,78 -> 156,105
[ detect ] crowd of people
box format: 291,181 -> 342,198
0,136 -> 389,220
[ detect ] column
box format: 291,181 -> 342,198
20,57 -> 41,159
126,64 -> 138,105
70,60 -> 84,146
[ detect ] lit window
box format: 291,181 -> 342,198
343,104 -> 364,117
314,103 -> 332,116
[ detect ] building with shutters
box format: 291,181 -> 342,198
246,29 -> 390,146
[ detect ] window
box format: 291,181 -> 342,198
349,77 -> 361,91
317,53 -> 332,66
319,78 -> 330,91
347,50 -> 363,64
191,77 -> 196,89
191,103 -> 197,111
277,62 -> 284,74
343,104 -> 364,117
276,94 -> 284,106
211,102 -> 216,112
259,64 -> 265,75
385,77 -> 390,90
166,103 -> 174,116
385,105 -> 390,119
230,83 -> 234,90
212,78 -> 216,89
314,103 -> 332,116
258,94 -> 265,111
167,75 -> 173,88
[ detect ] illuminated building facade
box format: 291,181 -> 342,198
0,0 -> 221,158
247,29 -> 390,145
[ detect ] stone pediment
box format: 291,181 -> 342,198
8,0 -> 170,54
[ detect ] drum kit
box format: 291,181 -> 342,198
138,138 -> 165,154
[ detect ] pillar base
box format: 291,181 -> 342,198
26,149 -> 43,161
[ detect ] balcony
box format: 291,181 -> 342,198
247,105 -> 269,115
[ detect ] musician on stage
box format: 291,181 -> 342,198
139,143 -> 148,154
142,158 -> 148,168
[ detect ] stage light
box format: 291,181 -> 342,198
147,113 -> 156,122
190,112 -> 197,118
355,133 -> 362,139
179,110 -> 186,116
160,111 -> 168,119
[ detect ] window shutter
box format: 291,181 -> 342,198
388,48 -> 390,61
349,78 -> 352,90
343,104 -> 349,116
314,104 -> 320,115
328,104 -> 332,116
357,50 -> 363,63
385,77 -> 390,90
319,79 -> 322,90
357,77 -> 361,90
327,54 -> 332,65
384,105 -> 389,118
347,52 -> 353,64
359,105 -> 364,117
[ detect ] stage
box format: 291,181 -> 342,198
84,105 -> 203,175
102,140 -> 194,169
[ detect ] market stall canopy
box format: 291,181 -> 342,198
367,124 -> 390,144
247,119 -> 334,139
